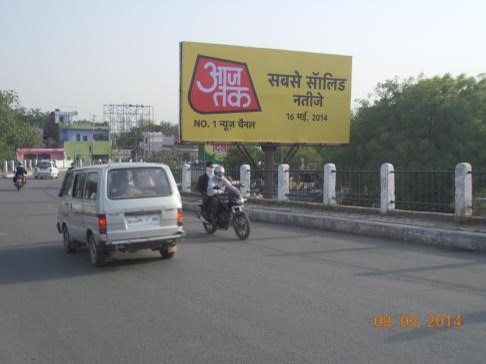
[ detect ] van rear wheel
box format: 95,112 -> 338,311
88,234 -> 104,267
203,221 -> 217,234
160,245 -> 176,259
62,226 -> 75,253
160,251 -> 175,259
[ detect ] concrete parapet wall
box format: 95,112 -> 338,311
249,209 -> 486,252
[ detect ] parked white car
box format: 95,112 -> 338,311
34,160 -> 59,179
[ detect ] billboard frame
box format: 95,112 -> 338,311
179,41 -> 352,147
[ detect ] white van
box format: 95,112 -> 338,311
57,163 -> 184,266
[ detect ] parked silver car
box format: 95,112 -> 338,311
57,163 -> 184,266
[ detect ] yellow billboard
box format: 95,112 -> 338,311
180,42 -> 352,145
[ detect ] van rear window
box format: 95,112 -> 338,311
37,161 -> 51,169
108,167 -> 172,200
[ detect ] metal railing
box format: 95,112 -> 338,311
249,169 -> 275,198
172,166 -> 182,189
336,170 -> 380,208
175,163 -> 486,216
472,170 -> 486,215
288,169 -> 323,202
394,170 -> 455,213
189,165 -> 205,191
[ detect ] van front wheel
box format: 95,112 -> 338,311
88,234 -> 104,267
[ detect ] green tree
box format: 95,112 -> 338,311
159,121 -> 178,135
16,108 -> 50,128
276,146 -> 323,170
0,90 -> 42,161
223,145 -> 263,170
148,148 -> 181,171
321,74 -> 486,170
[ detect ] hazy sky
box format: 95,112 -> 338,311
1,0 -> 484,123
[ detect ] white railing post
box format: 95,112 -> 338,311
380,163 -> 395,213
182,163 -> 191,193
3,161 -> 7,176
11,161 -> 15,173
240,164 -> 251,198
323,163 -> 336,206
118,158 -> 122,163
278,164 -> 289,201
455,162 -> 472,218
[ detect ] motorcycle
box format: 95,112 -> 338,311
198,189 -> 251,240
14,175 -> 26,191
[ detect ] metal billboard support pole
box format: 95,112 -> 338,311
236,144 -> 260,171
283,144 -> 299,164
262,144 -> 276,199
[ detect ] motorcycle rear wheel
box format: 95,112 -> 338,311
233,211 -> 250,240
203,221 -> 217,234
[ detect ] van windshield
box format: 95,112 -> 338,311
107,167 -> 172,200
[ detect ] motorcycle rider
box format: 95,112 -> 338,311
207,165 -> 240,223
13,162 -> 27,185
197,161 -> 214,219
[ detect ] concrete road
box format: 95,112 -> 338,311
0,175 -> 485,364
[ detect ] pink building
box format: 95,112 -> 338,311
16,148 -> 65,163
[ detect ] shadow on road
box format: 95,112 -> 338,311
0,241 -> 166,284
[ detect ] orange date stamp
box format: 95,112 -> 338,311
373,313 -> 462,328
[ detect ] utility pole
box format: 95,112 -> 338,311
90,114 -> 96,163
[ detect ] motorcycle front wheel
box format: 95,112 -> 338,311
233,211 -> 250,240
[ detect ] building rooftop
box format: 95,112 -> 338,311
58,122 -> 110,130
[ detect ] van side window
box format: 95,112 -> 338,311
59,171 -> 74,197
72,173 -> 87,199
84,172 -> 98,200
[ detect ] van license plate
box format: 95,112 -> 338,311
126,214 -> 160,226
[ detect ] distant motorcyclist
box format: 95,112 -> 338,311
207,165 -> 240,223
13,162 -> 27,184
